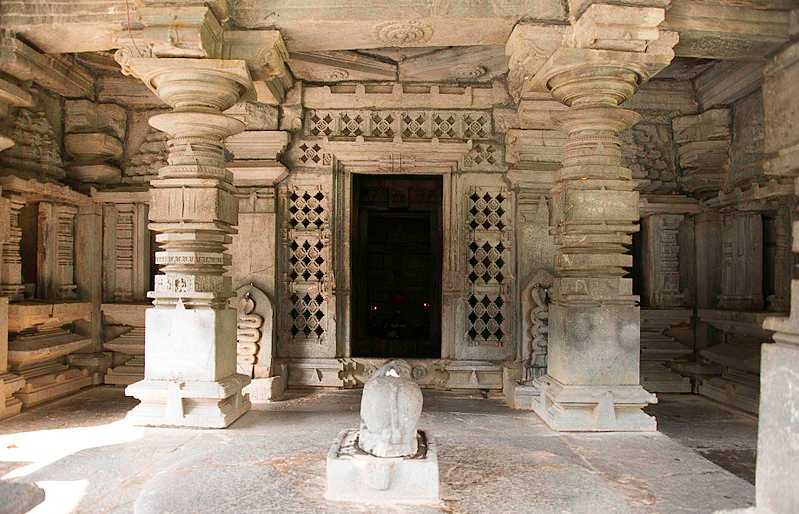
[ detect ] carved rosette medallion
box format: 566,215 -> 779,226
452,65 -> 486,80
372,20 -> 434,46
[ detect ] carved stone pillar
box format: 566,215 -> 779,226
505,1 -> 676,430
529,65 -> 656,431
641,213 -> 685,308
115,55 -> 253,428
718,211 -> 763,311
37,202 -> 78,300
0,194 -> 24,300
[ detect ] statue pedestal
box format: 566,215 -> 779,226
325,429 -> 439,505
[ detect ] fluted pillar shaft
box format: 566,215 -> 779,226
116,55 -> 253,428
532,64 -> 656,431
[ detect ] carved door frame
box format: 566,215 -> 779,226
333,162 -> 460,360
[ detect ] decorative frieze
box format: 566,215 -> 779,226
302,83 -> 509,110
305,109 -> 492,141
622,121 -> 678,194
0,106 -> 64,180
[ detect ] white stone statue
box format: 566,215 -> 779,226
358,359 -> 423,458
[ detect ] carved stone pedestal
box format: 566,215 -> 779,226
115,55 -> 254,428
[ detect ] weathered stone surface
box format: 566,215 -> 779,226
0,480 -> 45,514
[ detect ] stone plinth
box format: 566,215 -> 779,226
325,429 -> 439,505
114,55 -> 254,428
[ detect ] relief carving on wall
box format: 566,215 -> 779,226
235,283 -> 274,378
521,270 -> 554,382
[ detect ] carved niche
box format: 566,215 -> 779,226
281,185 -> 334,349
464,186 -> 513,346
236,284 -> 274,378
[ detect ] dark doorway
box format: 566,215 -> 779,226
351,174 -> 443,358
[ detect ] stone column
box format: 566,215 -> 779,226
505,2 -> 676,431
115,55 -> 253,428
640,213 -> 685,308
529,64 -> 657,431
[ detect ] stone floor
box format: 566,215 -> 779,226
0,387 -> 757,514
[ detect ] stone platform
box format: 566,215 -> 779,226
0,388 -> 756,514
326,429 -> 439,504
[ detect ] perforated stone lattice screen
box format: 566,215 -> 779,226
289,239 -> 326,282
284,187 -> 331,344
289,291 -> 326,338
468,241 -> 506,285
467,293 -> 505,344
305,109 -> 492,141
289,190 -> 328,229
467,191 -> 508,231
465,187 -> 512,347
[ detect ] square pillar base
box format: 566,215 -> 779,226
125,374 -> 251,428
532,375 -> 657,432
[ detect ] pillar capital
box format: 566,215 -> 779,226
113,55 -> 253,112
506,2 -> 677,102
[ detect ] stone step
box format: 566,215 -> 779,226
14,360 -> 93,407
8,328 -> 92,368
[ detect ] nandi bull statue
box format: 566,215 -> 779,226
325,359 -> 439,504
358,359 -> 423,458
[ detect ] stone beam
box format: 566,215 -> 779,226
222,31 -> 293,105
114,53 -> 253,428
663,0 -> 791,60
0,31 -> 94,98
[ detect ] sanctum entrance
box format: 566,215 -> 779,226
351,174 -> 443,359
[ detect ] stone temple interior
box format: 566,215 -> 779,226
0,0 -> 797,512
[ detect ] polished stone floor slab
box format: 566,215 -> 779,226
0,387 -> 755,514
